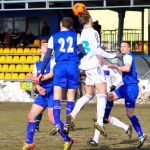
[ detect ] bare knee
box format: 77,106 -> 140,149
28,111 -> 35,122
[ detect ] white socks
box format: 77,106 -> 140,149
71,94 -> 92,119
93,129 -> 100,144
96,93 -> 107,126
110,116 -> 129,131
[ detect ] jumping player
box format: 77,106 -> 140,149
66,10 -> 118,137
35,17 -> 86,150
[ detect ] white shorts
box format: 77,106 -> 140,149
85,66 -> 106,86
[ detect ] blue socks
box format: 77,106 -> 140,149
53,100 -> 61,126
59,121 -> 71,142
103,101 -> 114,121
26,122 -> 37,144
129,115 -> 143,137
66,101 -> 75,124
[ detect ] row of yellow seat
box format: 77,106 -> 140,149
0,64 -> 34,71
0,55 -> 40,62
32,39 -> 47,46
0,72 -> 31,79
0,47 -> 41,54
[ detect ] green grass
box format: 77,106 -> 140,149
0,102 -> 150,150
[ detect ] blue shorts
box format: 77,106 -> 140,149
34,86 -> 53,109
53,61 -> 80,89
114,84 -> 139,108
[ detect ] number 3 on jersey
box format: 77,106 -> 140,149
58,37 -> 74,53
82,40 -> 91,55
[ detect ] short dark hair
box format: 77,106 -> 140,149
121,41 -> 130,47
61,17 -> 74,30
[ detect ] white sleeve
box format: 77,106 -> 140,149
109,68 -> 122,87
123,55 -> 132,65
77,33 -> 82,45
32,64 -> 37,74
48,36 -> 54,49
94,47 -> 116,58
50,57 -> 56,70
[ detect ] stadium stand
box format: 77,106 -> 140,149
0,46 -> 40,95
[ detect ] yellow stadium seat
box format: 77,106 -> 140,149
33,39 -> 40,46
19,73 -> 25,79
30,48 -> 37,54
12,56 -> 19,62
24,48 -> 30,54
12,73 -> 19,79
4,73 -> 12,79
6,56 -> 13,62
20,56 -> 26,62
2,64 -> 9,71
0,73 -> 5,79
16,64 -> 22,71
9,64 -> 15,71
0,48 -> 3,54
26,56 -> 33,62
0,64 -> 2,70
29,64 -> 34,71
22,64 -> 29,71
36,48 -> 40,54
41,39 -> 47,44
3,48 -> 10,54
16,48 -> 23,53
21,81 -> 33,90
10,48 -> 17,53
0,56 -> 6,62
33,56 -> 40,62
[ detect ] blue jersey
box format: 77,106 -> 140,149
48,30 -> 80,63
122,52 -> 139,85
34,56 -> 55,88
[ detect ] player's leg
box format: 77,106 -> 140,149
52,62 -> 66,135
35,110 -> 44,132
108,116 -> 132,138
64,89 -> 76,134
87,129 -> 100,147
67,85 -> 93,130
94,82 -> 107,137
103,100 -> 114,123
22,103 -> 44,150
125,84 -> 147,148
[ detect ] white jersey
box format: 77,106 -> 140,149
79,28 -> 116,71
102,64 -> 122,92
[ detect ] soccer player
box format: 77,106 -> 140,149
88,57 -> 132,146
67,10 -> 117,137
36,17 -> 84,150
107,41 -> 147,149
22,43 -> 71,150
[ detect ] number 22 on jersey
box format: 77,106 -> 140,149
58,36 -> 74,53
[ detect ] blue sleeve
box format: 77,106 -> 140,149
77,44 -> 86,59
40,48 -> 53,74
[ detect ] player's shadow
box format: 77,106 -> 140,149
75,127 -> 91,131
81,138 -> 150,150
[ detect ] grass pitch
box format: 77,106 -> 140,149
0,102 -> 150,150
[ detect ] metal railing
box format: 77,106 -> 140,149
0,0 -> 150,11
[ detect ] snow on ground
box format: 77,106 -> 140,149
0,80 -> 34,102
0,79 -> 150,103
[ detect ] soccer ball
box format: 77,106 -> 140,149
72,3 -> 86,16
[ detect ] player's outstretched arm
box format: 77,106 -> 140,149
95,47 -> 117,59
